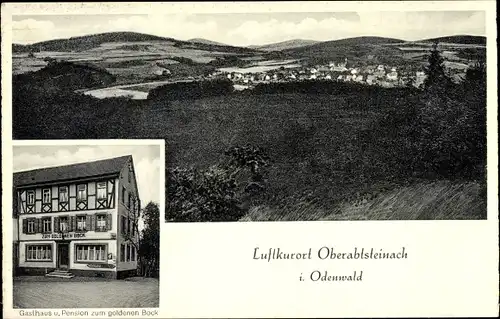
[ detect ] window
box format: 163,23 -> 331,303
97,182 -> 106,200
120,244 -> 125,262
77,184 -> 87,202
59,186 -> 68,202
131,246 -> 136,261
121,186 -> 126,204
59,216 -> 68,232
27,219 -> 36,233
27,191 -> 35,205
26,245 -> 52,261
121,216 -> 127,234
127,244 -> 131,262
42,218 -> 51,233
96,214 -> 106,231
128,168 -> 131,183
42,189 -> 51,203
76,245 -> 106,262
76,215 -> 86,231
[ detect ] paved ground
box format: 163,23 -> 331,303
13,276 -> 159,308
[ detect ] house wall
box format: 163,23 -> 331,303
116,161 -> 140,272
17,178 -> 116,214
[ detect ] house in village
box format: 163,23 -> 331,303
366,74 -> 376,85
12,156 -> 140,279
386,70 -> 398,81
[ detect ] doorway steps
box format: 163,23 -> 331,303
46,269 -> 74,279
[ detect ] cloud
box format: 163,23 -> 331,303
12,11 -> 485,46
227,11 -> 486,45
12,18 -> 57,44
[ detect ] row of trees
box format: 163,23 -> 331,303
367,42 -> 486,180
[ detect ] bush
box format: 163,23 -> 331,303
166,145 -> 271,222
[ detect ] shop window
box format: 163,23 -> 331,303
26,244 -> 52,261
76,244 -> 106,262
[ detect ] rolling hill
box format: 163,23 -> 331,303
249,39 -> 320,51
187,38 -> 229,46
419,35 -> 486,45
12,31 -> 258,55
281,36 -> 405,64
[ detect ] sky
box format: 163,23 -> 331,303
11,11 -> 485,46
12,145 -> 162,208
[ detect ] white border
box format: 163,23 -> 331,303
2,1 -> 498,318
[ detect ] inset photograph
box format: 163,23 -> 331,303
12,142 -> 161,308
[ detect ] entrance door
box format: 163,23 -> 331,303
57,243 -> 69,269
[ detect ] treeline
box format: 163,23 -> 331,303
13,61 -> 116,93
13,61 -> 143,139
148,79 -> 233,101
251,80 -> 420,96
362,45 -> 486,181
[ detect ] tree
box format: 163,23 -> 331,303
139,202 -> 160,277
166,145 -> 271,222
423,42 -> 451,91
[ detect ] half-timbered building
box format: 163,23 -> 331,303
13,155 -> 141,279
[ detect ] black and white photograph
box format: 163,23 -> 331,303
11,10 -> 487,222
11,143 -> 161,308
2,2 -> 498,318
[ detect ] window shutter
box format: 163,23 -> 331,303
54,217 -> 60,232
70,216 -> 76,231
35,218 -> 40,233
22,219 -> 28,234
87,214 -> 94,231
106,213 -> 112,231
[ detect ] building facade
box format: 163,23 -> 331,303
13,155 -> 140,279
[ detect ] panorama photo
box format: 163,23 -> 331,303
12,11 -> 487,222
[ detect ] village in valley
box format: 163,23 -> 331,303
208,58 -> 431,89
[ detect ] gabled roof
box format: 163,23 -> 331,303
13,155 -> 132,187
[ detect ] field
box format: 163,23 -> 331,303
13,276 -> 159,308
